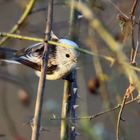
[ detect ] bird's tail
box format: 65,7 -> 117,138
0,47 -> 19,64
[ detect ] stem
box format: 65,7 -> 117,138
31,0 -> 53,140
129,0 -> 138,16
0,32 -> 114,64
116,96 -> 127,140
50,96 -> 139,121
116,84 -> 135,140
61,1 -> 79,139
60,80 -> 70,140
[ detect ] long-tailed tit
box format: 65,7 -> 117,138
0,35 -> 80,80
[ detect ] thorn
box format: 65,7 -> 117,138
52,114 -> 56,119
71,126 -> 75,131
78,15 -> 83,19
73,88 -> 78,94
73,105 -> 79,109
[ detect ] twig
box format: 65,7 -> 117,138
131,29 -> 135,57
2,34 -> 140,70
116,84 -> 135,140
0,32 -> 115,63
107,0 -> 129,19
0,32 -> 43,42
61,80 -> 70,140
2,32 -> 140,71
131,18 -> 140,64
129,0 -> 139,64
116,96 -> 127,140
50,96 -> 139,121
0,0 -> 36,45
31,0 -> 53,140
129,0 -> 138,17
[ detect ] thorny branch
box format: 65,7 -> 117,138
61,1 -> 80,139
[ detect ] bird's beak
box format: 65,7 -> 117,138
72,58 -> 77,63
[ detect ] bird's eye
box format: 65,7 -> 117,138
65,54 -> 70,58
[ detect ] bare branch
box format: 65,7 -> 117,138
107,0 -> 128,19
31,0 -> 53,140
116,84 -> 135,140
50,96 -> 139,121
0,32 -> 115,64
130,0 -> 139,64
129,0 -> 138,17
131,18 -> 140,64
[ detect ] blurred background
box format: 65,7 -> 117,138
0,0 -> 140,140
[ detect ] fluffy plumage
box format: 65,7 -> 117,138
0,36 -> 80,80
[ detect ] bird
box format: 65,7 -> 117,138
0,34 -> 80,80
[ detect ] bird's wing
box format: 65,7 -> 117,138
15,40 -> 58,73
17,57 -> 58,74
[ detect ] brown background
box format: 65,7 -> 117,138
0,0 -> 140,140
